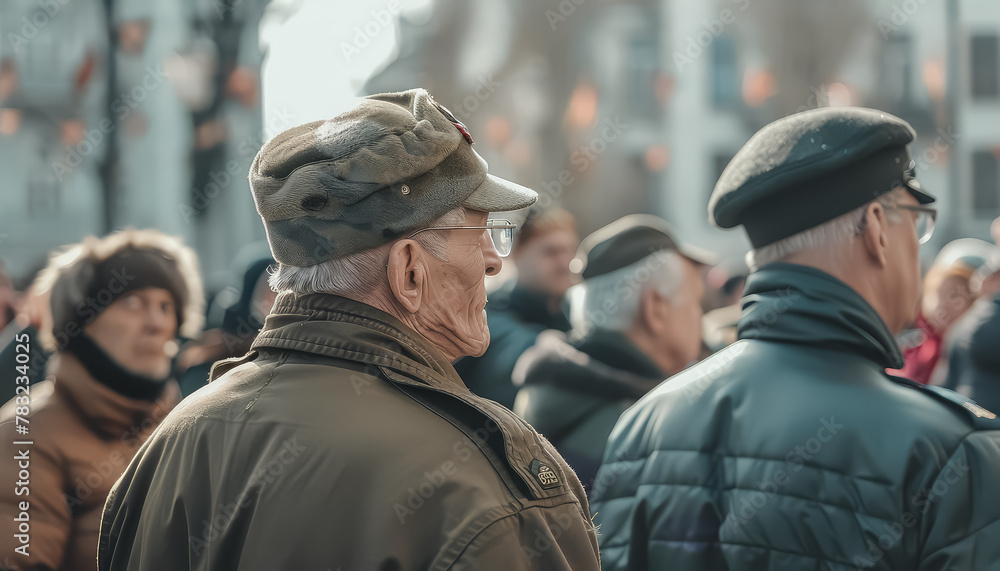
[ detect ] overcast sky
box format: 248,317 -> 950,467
259,0 -> 434,138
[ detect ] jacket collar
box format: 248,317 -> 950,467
515,329 -> 663,399
252,292 -> 466,391
739,263 -> 904,369
572,328 -> 665,379
54,352 -> 179,439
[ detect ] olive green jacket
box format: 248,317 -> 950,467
99,292 -> 600,570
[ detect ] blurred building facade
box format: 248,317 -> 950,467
3,0 -> 999,288
0,0 -> 270,290
367,0 -> 1000,260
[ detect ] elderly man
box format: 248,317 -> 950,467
98,90 -> 600,570
1,229 -> 202,571
590,108 -> 1000,570
513,215 -> 712,491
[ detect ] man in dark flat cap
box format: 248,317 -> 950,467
590,107 -> 1000,570
512,214 -> 713,492
98,89 -> 600,571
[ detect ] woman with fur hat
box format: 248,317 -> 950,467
0,229 -> 203,571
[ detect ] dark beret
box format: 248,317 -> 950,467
709,107 -> 935,248
574,214 -> 717,280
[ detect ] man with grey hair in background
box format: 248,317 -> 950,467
98,89 -> 600,570
513,214 -> 714,491
590,107 -> 1000,570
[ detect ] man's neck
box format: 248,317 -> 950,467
778,252 -> 898,334
341,288 -> 464,363
624,328 -> 677,378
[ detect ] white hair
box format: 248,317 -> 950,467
568,249 -> 687,334
747,189 -> 905,271
269,207 -> 467,296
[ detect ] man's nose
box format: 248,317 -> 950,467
482,231 -> 502,277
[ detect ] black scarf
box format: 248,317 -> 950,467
65,334 -> 170,401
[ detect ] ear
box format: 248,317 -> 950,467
639,286 -> 668,335
860,202 -> 890,268
386,240 -> 427,314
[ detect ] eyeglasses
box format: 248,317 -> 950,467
891,204 -> 937,244
405,219 -> 518,257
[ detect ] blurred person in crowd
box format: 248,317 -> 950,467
99,90 -> 600,571
701,256 -> 749,352
174,252 -> 276,396
512,215 -> 713,491
888,238 -> 992,384
453,207 -> 578,407
0,262 -> 18,332
0,229 -> 203,571
937,247 -> 1000,410
0,262 -> 54,405
590,108 -> 1000,569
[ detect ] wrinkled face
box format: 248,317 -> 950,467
514,229 -> 580,298
418,210 -> 502,359
657,258 -> 705,371
883,192 -> 924,333
922,273 -> 973,331
85,287 -> 178,378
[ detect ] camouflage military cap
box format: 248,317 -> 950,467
249,88 -> 537,267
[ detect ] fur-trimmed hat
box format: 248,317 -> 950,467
32,229 -> 205,352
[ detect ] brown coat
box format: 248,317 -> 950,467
0,352 -> 179,570
99,292 -> 601,570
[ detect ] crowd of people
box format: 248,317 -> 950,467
2,89 -> 1000,569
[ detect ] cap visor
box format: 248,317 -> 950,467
904,179 -> 936,204
677,242 -> 719,266
462,174 -> 538,213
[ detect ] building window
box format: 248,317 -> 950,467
627,33 -> 660,118
28,172 -> 61,217
971,35 -> 1000,100
711,35 -> 739,108
709,151 -> 735,208
972,150 -> 1000,212
880,34 -> 912,105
